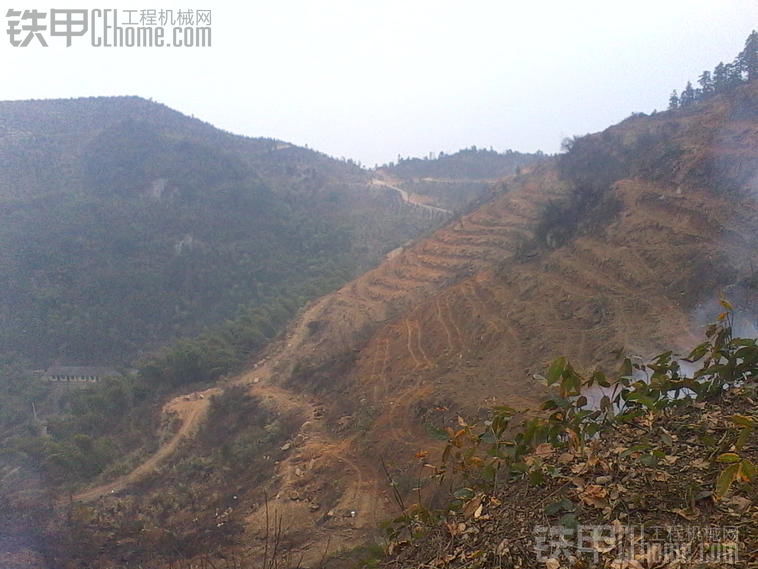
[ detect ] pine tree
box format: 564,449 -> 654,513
725,61 -> 743,88
698,70 -> 713,96
737,30 -> 758,81
668,90 -> 679,110
713,62 -> 728,92
680,81 -> 696,107
664,31 -> 757,114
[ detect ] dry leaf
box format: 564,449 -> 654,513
463,497 -> 482,518
580,484 -> 608,508
570,476 -> 586,489
652,470 -> 671,482
535,442 -> 556,457
672,507 -> 700,521
571,462 -> 588,474
558,452 -> 575,464
727,495 -> 752,513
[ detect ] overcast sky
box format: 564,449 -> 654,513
1,0 -> 756,166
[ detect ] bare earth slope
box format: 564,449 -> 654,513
66,84 -> 758,566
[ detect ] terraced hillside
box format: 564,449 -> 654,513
16,83 -> 758,568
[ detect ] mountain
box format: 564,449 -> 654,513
0,97 -> 540,368
378,147 -> 545,211
1,79 -> 757,568
0,96 -> 454,365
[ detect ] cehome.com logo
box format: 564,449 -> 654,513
5,8 -> 212,48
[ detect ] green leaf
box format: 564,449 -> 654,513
686,343 -> 709,362
546,357 -> 567,386
544,498 -> 575,515
529,468 -> 545,486
559,513 -> 578,529
640,452 -> 661,467
735,428 -> 751,452
715,463 -> 739,498
480,430 -> 497,444
741,460 -> 756,482
729,415 -> 756,428
716,453 -> 741,464
621,443 -> 651,457
453,487 -> 475,501
620,357 -> 633,378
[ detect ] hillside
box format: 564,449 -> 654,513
0,97 -> 542,368
3,80 -> 754,569
377,147 -> 544,211
387,380 -> 757,569
0,96 -> 451,365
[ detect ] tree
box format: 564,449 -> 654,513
737,30 -> 758,81
666,30 -> 757,110
725,61 -> 744,89
713,62 -> 728,92
680,82 -> 696,107
668,90 -> 679,110
698,70 -> 713,96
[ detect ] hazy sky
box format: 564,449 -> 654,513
2,0 -> 756,166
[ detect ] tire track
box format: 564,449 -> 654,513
405,318 -> 422,370
414,319 -> 434,369
436,298 -> 454,354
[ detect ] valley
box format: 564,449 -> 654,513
1,54 -> 757,569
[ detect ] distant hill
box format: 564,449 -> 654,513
0,96 -> 447,365
377,147 -> 544,211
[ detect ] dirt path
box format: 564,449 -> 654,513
73,387 -> 219,502
239,373 -> 387,564
370,178 -> 453,215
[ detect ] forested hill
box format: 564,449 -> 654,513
382,146 -> 543,180
376,147 -> 545,211
0,96 -> 442,365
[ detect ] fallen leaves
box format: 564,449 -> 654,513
579,484 -> 608,509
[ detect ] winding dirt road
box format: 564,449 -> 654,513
74,387 -> 219,502
370,178 -> 453,216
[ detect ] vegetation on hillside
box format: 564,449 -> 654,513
0,98 -> 440,367
385,306 -> 757,568
382,147 -> 543,180
380,147 -> 544,211
535,32 -> 758,253
669,30 -> 757,110
0,100 -> 548,510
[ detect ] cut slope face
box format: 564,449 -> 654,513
40,84 -> 758,567
234,83 -> 758,562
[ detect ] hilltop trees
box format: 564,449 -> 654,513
669,30 -> 757,110
742,29 -> 758,80
668,90 -> 679,110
